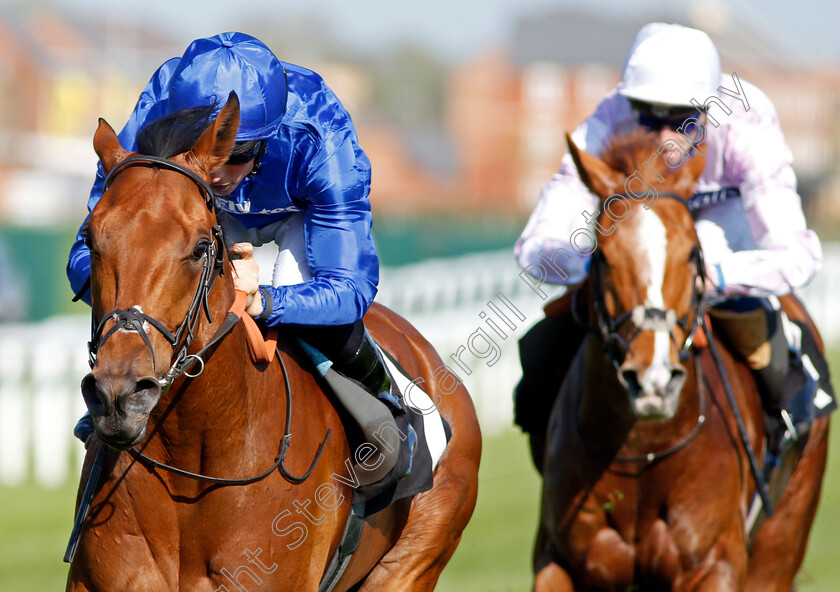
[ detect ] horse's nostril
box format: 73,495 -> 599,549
667,367 -> 688,396
81,373 -> 109,413
119,377 -> 162,415
135,378 -> 159,394
621,369 -> 641,393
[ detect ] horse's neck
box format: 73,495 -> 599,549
578,340 -> 701,456
577,338 -> 637,448
152,303 -> 282,446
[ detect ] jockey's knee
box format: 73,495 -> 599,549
296,320 -> 365,365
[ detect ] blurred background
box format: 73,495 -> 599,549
1,0 -> 839,590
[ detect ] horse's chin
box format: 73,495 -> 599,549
93,419 -> 148,450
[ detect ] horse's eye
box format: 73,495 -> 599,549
83,232 -> 92,249
191,241 -> 210,261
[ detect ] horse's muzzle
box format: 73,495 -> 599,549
619,363 -> 687,420
81,372 -> 161,449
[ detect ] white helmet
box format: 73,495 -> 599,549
619,23 -> 721,107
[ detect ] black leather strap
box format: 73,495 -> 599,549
103,154 -> 215,210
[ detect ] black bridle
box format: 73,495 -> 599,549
82,154 -> 328,483
572,191 -> 774,514
65,152 -> 331,565
575,192 -> 709,373
86,155 -> 226,392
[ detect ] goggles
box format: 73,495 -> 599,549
226,140 -> 266,165
630,100 -> 703,131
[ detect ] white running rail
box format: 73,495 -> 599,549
2,245 -> 838,487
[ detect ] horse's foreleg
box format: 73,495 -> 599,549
681,563 -> 740,592
532,523 -> 575,591
674,534 -> 746,592
745,417 -> 829,592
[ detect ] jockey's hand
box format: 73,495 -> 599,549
230,242 -> 264,317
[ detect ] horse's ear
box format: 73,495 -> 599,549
672,151 -> 707,197
188,91 -> 240,176
93,119 -> 130,175
565,133 -> 622,200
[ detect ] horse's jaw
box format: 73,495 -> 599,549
95,421 -> 148,451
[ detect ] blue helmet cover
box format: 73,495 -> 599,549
166,32 -> 287,141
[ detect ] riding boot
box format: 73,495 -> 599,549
73,410 -> 95,448
332,331 -> 397,407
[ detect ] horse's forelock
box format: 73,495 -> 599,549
136,105 -> 216,159
599,129 -> 661,177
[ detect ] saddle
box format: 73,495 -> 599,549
294,330 -> 450,515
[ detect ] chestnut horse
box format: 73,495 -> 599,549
533,132 -> 829,591
66,94 -> 481,591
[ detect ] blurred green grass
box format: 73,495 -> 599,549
2,378 -> 838,591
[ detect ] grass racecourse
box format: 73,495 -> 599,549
2,362 -> 840,590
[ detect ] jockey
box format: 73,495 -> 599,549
68,33 -> 394,447
514,23 -> 832,469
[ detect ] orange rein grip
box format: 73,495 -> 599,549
233,290 -> 277,364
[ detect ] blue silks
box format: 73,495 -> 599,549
67,33 -> 378,327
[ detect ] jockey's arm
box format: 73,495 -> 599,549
711,95 -> 822,298
255,124 -> 379,327
515,91 -> 623,284
514,161 -> 599,285
66,59 -> 179,306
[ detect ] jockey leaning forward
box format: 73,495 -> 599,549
67,33 -> 403,481
514,22 -> 835,471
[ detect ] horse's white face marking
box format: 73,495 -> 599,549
629,206 -> 680,410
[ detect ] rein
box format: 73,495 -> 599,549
129,347 -> 330,486
703,321 -> 774,515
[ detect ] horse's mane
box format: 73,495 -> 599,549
136,105 -> 216,158
598,128 -> 661,177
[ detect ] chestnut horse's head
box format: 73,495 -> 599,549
568,129 -> 707,420
80,93 -> 240,448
